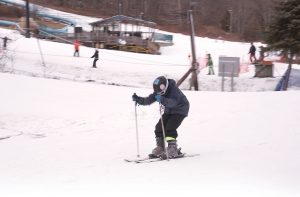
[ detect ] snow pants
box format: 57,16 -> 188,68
154,113 -> 186,139
208,66 -> 215,75
92,58 -> 98,68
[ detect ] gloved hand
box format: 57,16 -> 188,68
155,95 -> 162,102
132,93 -> 143,105
132,93 -> 138,102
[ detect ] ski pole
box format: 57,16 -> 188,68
159,103 -> 169,161
134,101 -> 140,158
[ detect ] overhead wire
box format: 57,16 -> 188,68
6,48 -> 189,67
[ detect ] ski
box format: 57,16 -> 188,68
124,153 -> 200,164
124,154 -> 160,163
124,157 -> 160,163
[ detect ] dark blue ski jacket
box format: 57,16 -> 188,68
137,79 -> 189,116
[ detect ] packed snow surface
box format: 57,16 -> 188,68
1,4 -> 300,196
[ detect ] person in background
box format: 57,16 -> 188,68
91,49 -> 99,68
207,53 -> 215,75
1,36 -> 11,50
249,42 -> 257,63
73,40 -> 80,57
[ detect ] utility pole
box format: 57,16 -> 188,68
228,9 -> 233,33
143,0 -> 148,17
118,0 -> 122,15
188,9 -> 198,90
25,0 -> 30,38
176,9 -> 199,90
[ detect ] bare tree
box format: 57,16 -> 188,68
29,0 -> 275,40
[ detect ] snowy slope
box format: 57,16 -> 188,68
1,8 -> 300,196
1,27 -> 293,92
0,72 -> 300,197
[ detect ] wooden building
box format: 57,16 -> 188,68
86,15 -> 160,54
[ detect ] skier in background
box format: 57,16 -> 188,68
249,42 -> 257,63
73,40 -> 80,57
1,36 -> 11,50
132,76 -> 190,158
91,49 -> 99,68
206,53 -> 215,75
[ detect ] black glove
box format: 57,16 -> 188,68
132,93 -> 138,101
132,93 -> 142,104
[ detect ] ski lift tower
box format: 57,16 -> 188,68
176,3 -> 199,90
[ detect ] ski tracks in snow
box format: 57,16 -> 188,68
0,114 -> 95,141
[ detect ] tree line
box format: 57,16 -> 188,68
30,0 -> 277,41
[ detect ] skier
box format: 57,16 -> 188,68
132,76 -> 190,158
249,42 -> 257,63
91,49 -> 99,68
73,40 -> 80,57
206,53 -> 215,75
1,36 -> 11,50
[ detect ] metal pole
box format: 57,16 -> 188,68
188,10 -> 199,90
222,64 -> 225,91
176,68 -> 193,87
134,102 -> 140,158
228,9 -> 233,33
231,65 -> 234,92
159,103 -> 169,161
118,0 -> 122,15
177,9 -> 199,89
36,38 -> 46,76
283,52 -> 293,91
25,0 -> 30,38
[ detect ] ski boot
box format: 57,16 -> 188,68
160,140 -> 182,159
149,137 -> 164,158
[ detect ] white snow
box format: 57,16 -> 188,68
1,9 -> 300,197
0,0 -> 100,31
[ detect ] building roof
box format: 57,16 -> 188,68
90,15 -> 156,28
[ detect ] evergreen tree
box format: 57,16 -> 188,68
265,0 -> 300,57
265,0 -> 300,90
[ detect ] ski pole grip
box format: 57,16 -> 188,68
133,93 -> 138,106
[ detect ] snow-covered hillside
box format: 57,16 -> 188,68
1,71 -> 300,197
1,6 -> 300,197
1,27 -> 297,92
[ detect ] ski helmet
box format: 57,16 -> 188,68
153,76 -> 169,95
